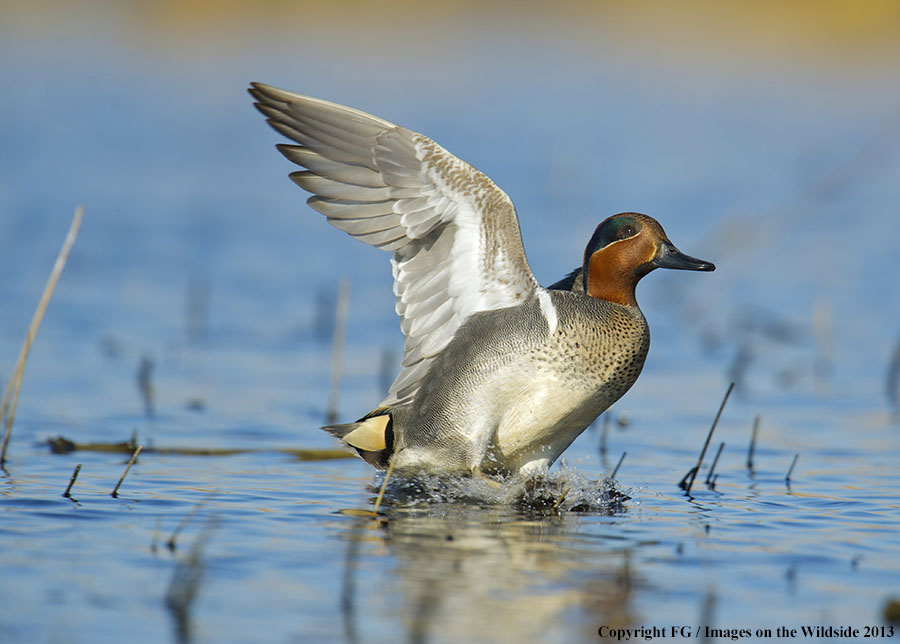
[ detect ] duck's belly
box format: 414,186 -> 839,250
397,351 -> 602,473
481,366 -> 613,473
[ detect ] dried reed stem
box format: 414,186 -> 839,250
111,444 -> 143,497
785,453 -> 800,485
680,382 -> 735,494
705,442 -> 725,486
550,486 -> 570,512
371,456 -> 395,518
1,206 -> 84,466
63,463 -> 82,498
747,415 -> 760,471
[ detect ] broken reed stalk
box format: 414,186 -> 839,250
63,463 -> 82,498
326,277 -> 350,425
747,415 -> 760,471
1,206 -> 84,467
705,442 -> 725,486
111,444 -> 143,497
610,451 -> 626,479
680,381 -> 735,494
785,453 -> 800,485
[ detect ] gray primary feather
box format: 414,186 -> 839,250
250,82 -> 539,406
277,145 -> 384,187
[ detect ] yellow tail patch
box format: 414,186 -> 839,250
341,414 -> 390,452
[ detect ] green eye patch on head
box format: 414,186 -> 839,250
584,215 -> 643,259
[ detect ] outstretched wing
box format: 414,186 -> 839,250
250,83 -> 538,406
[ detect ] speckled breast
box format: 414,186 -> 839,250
487,291 -> 651,471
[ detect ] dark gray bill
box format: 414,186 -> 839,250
653,241 -> 716,271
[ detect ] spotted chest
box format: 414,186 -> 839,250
535,290 -> 649,395
487,290 -> 650,468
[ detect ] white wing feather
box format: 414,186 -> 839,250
250,83 -> 538,405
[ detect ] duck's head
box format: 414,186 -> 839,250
582,213 -> 715,306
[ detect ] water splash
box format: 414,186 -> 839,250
370,465 -> 629,515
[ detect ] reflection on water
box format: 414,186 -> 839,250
334,470 -> 632,642
340,496 -> 634,644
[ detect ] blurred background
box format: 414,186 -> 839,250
2,1 -> 900,642
3,0 -> 900,413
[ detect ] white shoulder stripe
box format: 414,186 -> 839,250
537,289 -> 558,335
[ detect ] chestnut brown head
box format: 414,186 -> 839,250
582,213 -> 714,306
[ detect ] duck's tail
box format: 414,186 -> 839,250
323,407 -> 394,468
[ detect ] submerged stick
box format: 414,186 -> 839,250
63,463 -> 82,498
111,444 -> 143,497
785,453 -> 800,485
326,277 -> 350,425
45,435 -> 354,461
1,206 -> 84,467
747,415 -> 760,472
705,442 -> 725,486
610,451 -> 626,479
680,382 -> 735,494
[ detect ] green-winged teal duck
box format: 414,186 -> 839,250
250,83 -> 715,478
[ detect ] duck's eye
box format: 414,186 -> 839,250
620,225 -> 636,239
